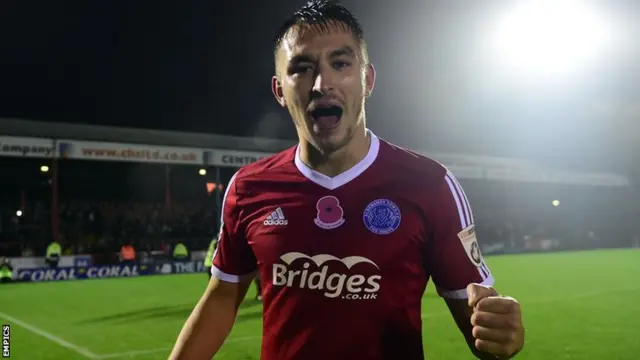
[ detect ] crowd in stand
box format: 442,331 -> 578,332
0,201 -> 217,257
0,198 -> 637,258
475,221 -> 605,254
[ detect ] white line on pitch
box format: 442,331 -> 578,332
528,286 -> 639,303
0,312 -> 99,359
96,347 -> 171,359
95,335 -> 260,359
225,335 -> 261,343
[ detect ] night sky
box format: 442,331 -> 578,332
1,1 -> 638,173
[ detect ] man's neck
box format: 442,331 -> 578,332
299,126 -> 370,178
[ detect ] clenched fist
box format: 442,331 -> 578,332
467,283 -> 524,359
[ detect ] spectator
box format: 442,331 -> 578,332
45,239 -> 62,268
119,242 -> 136,266
0,257 -> 13,284
173,241 -> 189,262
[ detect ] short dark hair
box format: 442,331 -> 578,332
273,0 -> 368,65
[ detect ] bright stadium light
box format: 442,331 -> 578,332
487,0 -> 613,80
552,200 -> 560,207
16,210 -> 23,217
198,168 -> 207,176
40,165 -> 49,173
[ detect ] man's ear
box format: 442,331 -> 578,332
272,76 -> 286,107
364,63 -> 376,97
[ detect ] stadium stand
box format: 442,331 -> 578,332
0,118 -> 636,267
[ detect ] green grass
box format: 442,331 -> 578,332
1,249 -> 639,359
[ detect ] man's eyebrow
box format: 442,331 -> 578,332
329,46 -> 356,59
289,54 -> 315,65
289,46 -> 356,65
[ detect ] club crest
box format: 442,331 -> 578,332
363,199 -> 401,235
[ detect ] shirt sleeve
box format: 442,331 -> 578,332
211,172 -> 258,283
426,170 -> 494,299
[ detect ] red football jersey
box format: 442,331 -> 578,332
212,130 -> 494,360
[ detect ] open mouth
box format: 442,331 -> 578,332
309,105 -> 343,131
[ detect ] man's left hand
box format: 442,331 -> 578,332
467,283 -> 525,359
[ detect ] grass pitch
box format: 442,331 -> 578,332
1,248 -> 639,359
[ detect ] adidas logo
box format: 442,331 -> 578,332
263,207 -> 288,226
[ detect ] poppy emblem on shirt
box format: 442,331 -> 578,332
314,196 -> 346,229
363,199 -> 401,235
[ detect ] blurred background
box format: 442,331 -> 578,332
1,0 -> 637,259
0,0 -> 639,359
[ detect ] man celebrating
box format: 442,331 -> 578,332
169,1 -> 524,359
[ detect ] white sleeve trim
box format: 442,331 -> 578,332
437,274 -> 495,299
444,171 -> 474,229
211,266 -> 256,283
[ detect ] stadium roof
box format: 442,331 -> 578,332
0,117 -> 631,186
0,117 -> 296,153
